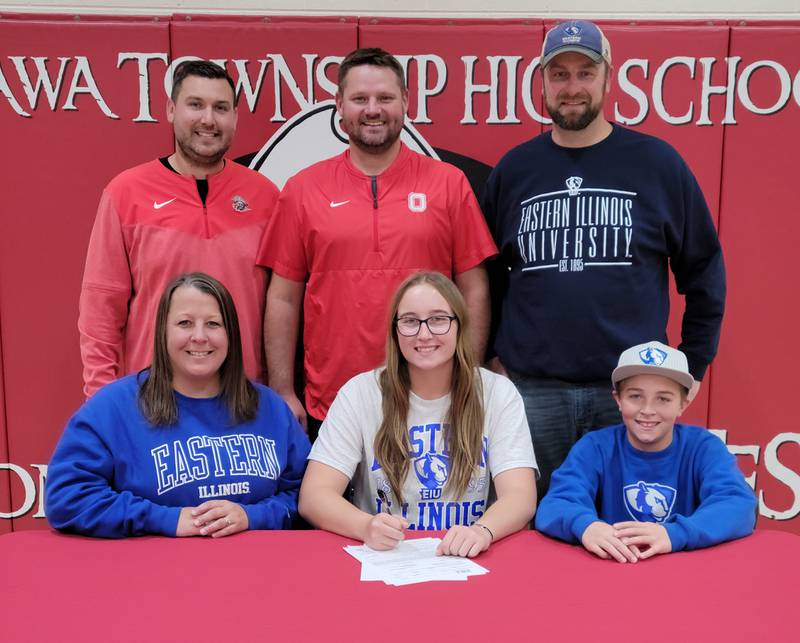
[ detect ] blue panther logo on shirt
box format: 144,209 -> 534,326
623,481 -> 676,522
639,347 -> 667,366
413,453 -> 450,490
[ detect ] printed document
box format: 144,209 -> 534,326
344,537 -> 489,586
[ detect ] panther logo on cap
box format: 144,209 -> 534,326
639,347 -> 668,366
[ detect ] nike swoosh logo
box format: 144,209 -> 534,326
153,198 -> 176,210
330,200 -> 350,208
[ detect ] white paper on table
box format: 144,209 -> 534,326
360,560 -> 471,583
344,537 -> 489,585
385,568 -> 471,586
360,562 -> 382,581
344,537 -> 439,563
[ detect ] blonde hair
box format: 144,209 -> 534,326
374,272 -> 484,505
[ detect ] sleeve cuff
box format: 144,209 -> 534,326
572,514 -> 598,543
244,501 -> 292,530
664,522 -> 687,552
145,504 -> 183,537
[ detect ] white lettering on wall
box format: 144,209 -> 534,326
117,52 -> 169,122
395,55 -> 447,124
1,52 -> 800,127
521,57 -> 550,124
737,59 -> 792,115
10,56 -> 70,112
760,433 -> 800,520
231,58 -> 271,112
696,56 -> 739,126
713,430 -> 800,522
653,56 -> 696,125
0,463 -> 46,519
315,55 -> 342,99
62,56 -> 118,118
461,54 -> 523,124
615,58 -> 649,126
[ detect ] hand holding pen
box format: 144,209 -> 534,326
362,489 -> 409,550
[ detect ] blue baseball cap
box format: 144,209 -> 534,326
541,20 -> 612,68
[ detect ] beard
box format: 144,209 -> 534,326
544,86 -> 605,131
344,119 -> 403,155
546,102 -> 602,131
175,131 -> 231,167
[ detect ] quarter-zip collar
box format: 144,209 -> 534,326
156,157 -> 235,208
342,143 -> 414,187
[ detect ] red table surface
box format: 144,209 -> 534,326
0,528 -> 795,642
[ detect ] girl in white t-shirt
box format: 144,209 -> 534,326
299,272 -> 537,557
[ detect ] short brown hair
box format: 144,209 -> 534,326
171,59 -> 237,106
337,47 -> 406,93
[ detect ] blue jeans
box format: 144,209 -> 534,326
508,374 -> 621,501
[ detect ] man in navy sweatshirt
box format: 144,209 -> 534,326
535,341 -> 755,562
482,20 -> 725,498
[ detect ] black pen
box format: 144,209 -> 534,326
377,489 -> 392,515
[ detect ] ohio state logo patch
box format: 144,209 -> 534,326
408,192 -> 427,213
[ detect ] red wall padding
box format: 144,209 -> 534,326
0,316 -> 9,535
0,17 -> 171,530
359,19 -> 547,167
169,15 -> 358,159
1,15 -> 798,533
711,26 -> 800,533
600,25 -> 730,430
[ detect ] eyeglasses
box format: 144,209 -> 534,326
395,315 -> 457,337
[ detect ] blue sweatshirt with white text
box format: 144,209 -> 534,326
482,125 -> 725,381
46,374 -> 311,538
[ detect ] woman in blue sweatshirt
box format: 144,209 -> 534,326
46,272 -> 310,538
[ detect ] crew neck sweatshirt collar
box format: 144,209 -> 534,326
174,388 -> 223,404
546,123 -> 618,153
621,422 -> 682,460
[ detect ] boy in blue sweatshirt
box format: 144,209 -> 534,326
535,341 -> 756,563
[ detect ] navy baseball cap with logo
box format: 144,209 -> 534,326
540,20 -> 612,68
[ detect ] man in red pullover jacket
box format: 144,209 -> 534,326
79,60 -> 279,397
257,48 -> 497,438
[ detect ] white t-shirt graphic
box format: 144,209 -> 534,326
309,368 -> 537,530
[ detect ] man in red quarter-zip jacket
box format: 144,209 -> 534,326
79,60 -> 278,397
257,48 -> 497,438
